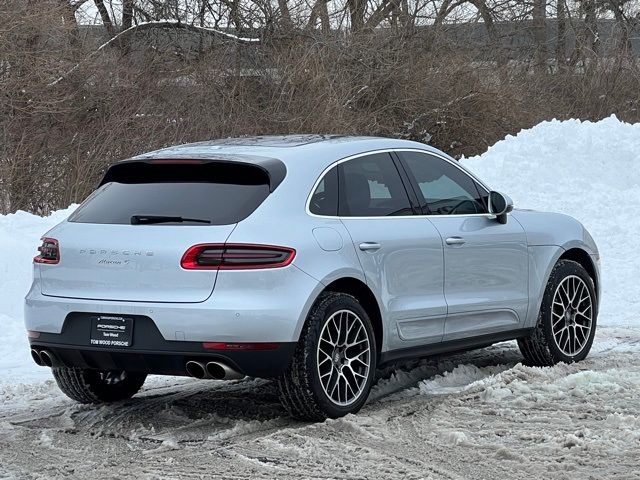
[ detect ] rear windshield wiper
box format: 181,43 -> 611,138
131,215 -> 211,225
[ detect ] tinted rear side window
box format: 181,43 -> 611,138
69,162 -> 271,226
309,167 -> 338,216
338,153 -> 413,217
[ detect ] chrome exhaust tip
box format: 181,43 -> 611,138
185,361 -> 207,379
206,361 -> 244,380
30,349 -> 45,367
39,350 -> 55,368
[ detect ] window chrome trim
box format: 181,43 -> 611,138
305,148 -> 495,220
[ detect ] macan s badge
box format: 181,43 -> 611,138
78,249 -> 155,256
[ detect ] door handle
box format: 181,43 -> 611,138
359,242 -> 381,252
445,236 -> 466,246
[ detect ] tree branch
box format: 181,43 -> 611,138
364,0 -> 399,31
93,0 -> 115,36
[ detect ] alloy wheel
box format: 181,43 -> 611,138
551,275 -> 593,356
317,309 -> 371,406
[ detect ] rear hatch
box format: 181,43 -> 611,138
40,160 -> 275,303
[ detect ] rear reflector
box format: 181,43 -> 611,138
27,330 -> 41,339
181,244 -> 295,270
34,238 -> 60,265
202,342 -> 280,351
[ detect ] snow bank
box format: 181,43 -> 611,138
463,115 -> 640,327
0,207 -> 76,386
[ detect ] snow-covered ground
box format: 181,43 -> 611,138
1,116 -> 639,478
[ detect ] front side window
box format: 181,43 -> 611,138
338,153 -> 413,217
398,151 -> 487,215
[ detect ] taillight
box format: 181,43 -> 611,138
34,238 -> 60,264
181,244 -> 295,270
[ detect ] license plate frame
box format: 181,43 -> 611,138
90,315 -> 134,347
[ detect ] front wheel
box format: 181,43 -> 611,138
518,259 -> 597,366
52,367 -> 147,404
278,292 -> 377,421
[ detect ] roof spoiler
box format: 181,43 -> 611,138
99,156 -> 286,192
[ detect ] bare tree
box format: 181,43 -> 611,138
533,0 -> 548,73
94,0 -> 115,35
556,0 -> 568,67
3,0 -> 640,214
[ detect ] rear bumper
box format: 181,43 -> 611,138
25,264 -> 323,343
29,314 -> 296,378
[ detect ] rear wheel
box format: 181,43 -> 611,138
518,259 -> 597,366
278,292 -> 377,421
52,367 -> 147,404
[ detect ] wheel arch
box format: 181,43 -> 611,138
318,277 -> 384,359
525,244 -> 599,329
558,247 -> 599,298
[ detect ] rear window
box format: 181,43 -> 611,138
69,162 -> 271,226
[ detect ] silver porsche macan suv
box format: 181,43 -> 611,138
25,135 -> 600,420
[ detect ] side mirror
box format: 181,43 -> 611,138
489,191 -> 513,224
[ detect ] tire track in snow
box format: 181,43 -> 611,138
8,342 -> 522,445
1,327 -> 638,479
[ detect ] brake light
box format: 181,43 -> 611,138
181,244 -> 295,270
34,238 -> 60,264
148,159 -> 204,164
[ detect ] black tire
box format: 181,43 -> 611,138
518,259 -> 597,366
52,367 -> 147,404
278,292 -> 378,421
